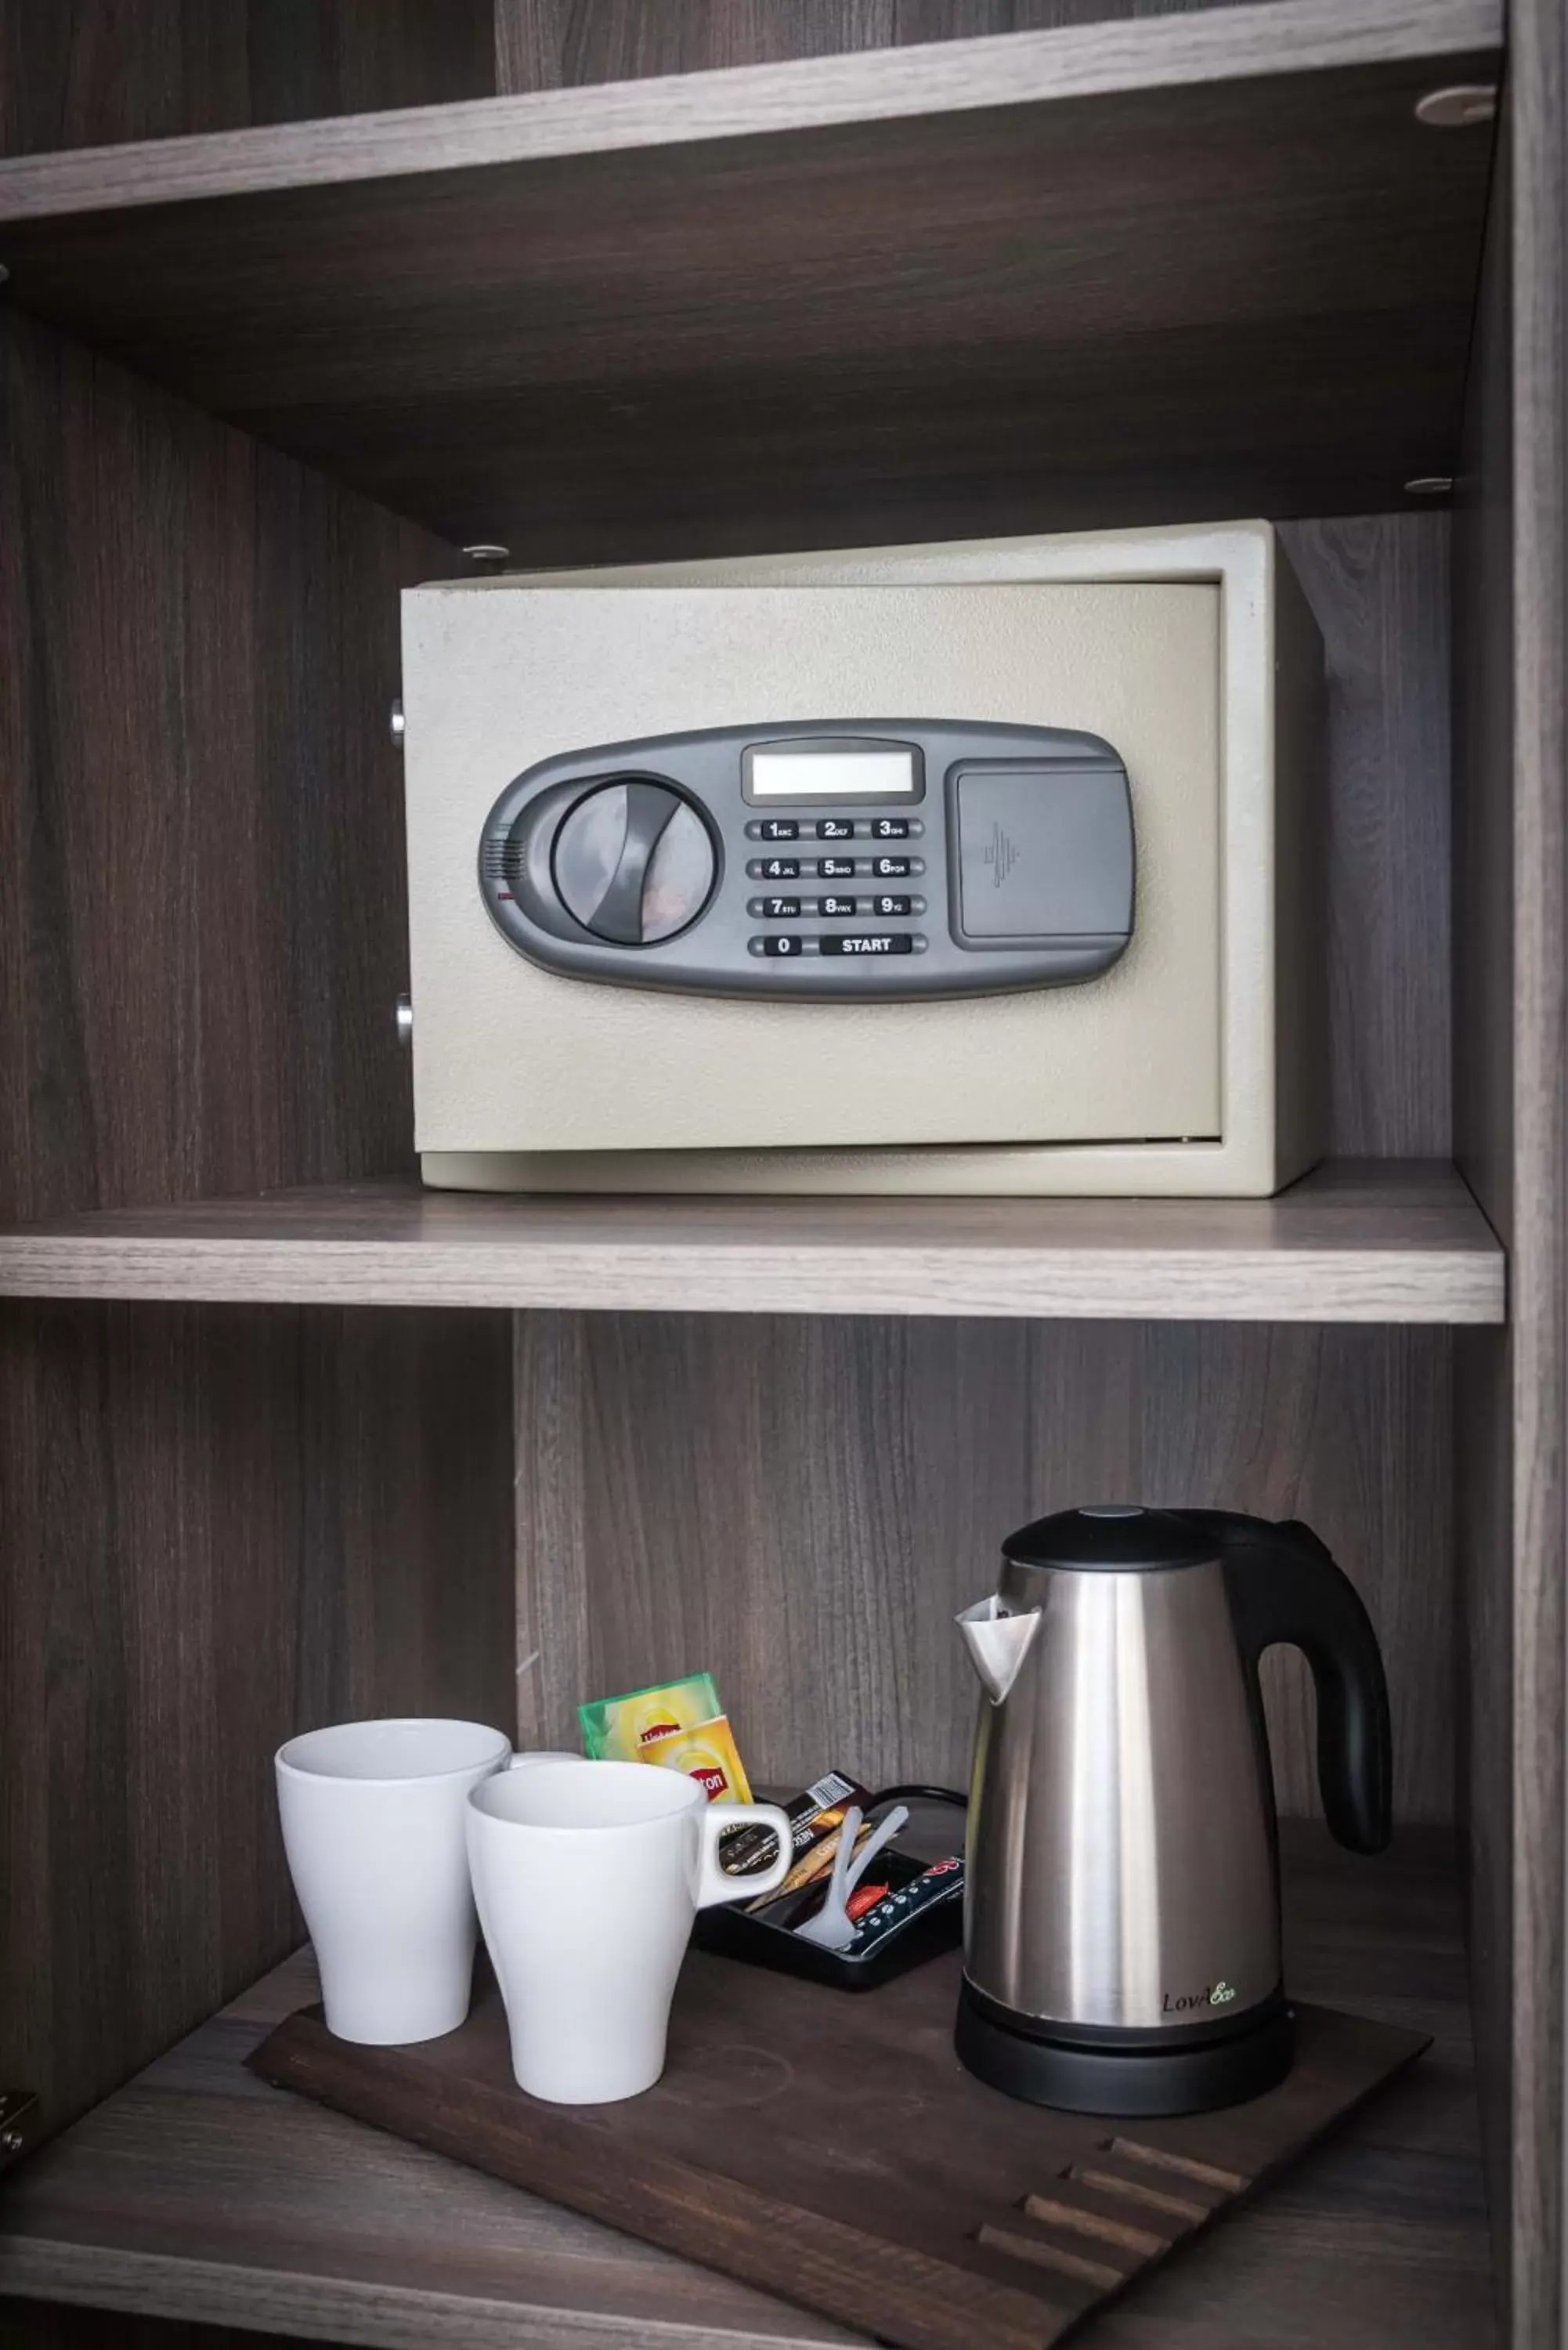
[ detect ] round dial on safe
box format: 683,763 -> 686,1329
551,779 -> 717,945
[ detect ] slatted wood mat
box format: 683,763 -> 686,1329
251,1949 -> 1427,2350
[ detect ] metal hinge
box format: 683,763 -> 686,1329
0,2090 -> 40,2167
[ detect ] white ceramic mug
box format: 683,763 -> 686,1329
466,1759 -> 793,2104
276,1717 -> 579,2044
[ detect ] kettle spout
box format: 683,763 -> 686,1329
956,1596 -> 1042,1705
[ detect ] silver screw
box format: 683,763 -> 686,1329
463,544 -> 511,563
395,996 -> 414,1048
0,266 -> 10,286
1,2129 -> 23,2153
1404,475 -> 1454,496
1415,85 -> 1498,128
388,699 -> 405,747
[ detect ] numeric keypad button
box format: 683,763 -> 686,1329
872,817 -> 910,838
817,856 -> 855,879
755,935 -> 802,958
816,817 -> 854,840
764,897 -> 800,917
873,855 -> 912,878
758,819 -> 798,841
758,857 -> 800,880
818,895 -> 857,916
875,895 -> 912,916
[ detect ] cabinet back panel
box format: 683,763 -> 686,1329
517,1314 -> 1453,1824
497,0 -> 1292,92
0,1 -> 494,155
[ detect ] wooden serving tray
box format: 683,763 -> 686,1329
251,1949 -> 1427,2350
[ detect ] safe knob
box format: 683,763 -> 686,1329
551,779 -> 717,945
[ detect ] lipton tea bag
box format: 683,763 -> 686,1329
637,1715 -> 753,1805
578,1672 -> 722,1763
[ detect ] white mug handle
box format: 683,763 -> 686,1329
695,1802 -> 794,1908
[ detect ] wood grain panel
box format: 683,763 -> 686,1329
0,7 -> 1499,562
0,1 -> 493,157
0,306 -> 446,1217
0,1161 -> 1505,1321
1491,5 -> 1567,2338
1451,5 -> 1568,2337
1452,97 -> 1515,2341
0,1826 -> 1494,2350
495,0 -> 1278,92
0,305 -> 515,2183
243,1961 -> 1429,2350
515,1315 -> 1454,1825
1281,515 -> 1452,1156
0,1295 -> 515,2142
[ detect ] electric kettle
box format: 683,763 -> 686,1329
955,1506 -> 1391,2116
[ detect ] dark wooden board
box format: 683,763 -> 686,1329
251,1945 -> 1428,2350
0,1824 -> 1494,2348
0,8 -> 1498,562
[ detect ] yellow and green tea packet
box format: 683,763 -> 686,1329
578,1672 -> 723,1763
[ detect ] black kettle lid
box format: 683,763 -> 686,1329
1002,1505 -> 1214,1574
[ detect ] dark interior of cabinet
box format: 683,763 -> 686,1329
0,2 -> 1536,2346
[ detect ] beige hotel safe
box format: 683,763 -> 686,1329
400,521 -> 1324,1196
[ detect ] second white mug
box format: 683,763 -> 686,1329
276,1718 -> 577,2046
467,1758 -> 793,2104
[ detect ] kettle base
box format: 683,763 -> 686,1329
955,1980 -> 1295,2117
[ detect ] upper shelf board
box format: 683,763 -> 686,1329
0,1162 -> 1505,1322
0,0 -> 1501,564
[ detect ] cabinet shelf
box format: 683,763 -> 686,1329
0,0 -> 1500,562
0,1825 -> 1493,2349
0,1161 -> 1503,1322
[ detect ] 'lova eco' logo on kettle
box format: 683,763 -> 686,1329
1162,1979 -> 1239,2015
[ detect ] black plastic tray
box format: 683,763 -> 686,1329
695,1846 -> 963,1990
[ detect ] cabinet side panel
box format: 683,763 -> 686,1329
1454,12 -> 1568,2335
1501,5 -> 1568,2339
1453,115 -> 1516,2341
0,312 -> 513,2143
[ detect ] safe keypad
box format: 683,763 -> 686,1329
746,810 -> 930,958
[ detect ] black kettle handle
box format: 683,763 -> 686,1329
1172,1509 -> 1393,1855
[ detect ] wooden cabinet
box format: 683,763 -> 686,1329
0,2 -> 1559,2345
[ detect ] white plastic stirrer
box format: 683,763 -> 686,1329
793,1803 -> 910,1952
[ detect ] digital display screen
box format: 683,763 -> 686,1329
746,747 -> 918,801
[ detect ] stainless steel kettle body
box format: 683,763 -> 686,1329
955,1506 -> 1391,2116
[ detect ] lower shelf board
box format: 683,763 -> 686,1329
0,1825 -> 1496,2349
0,1161 -> 1506,1322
